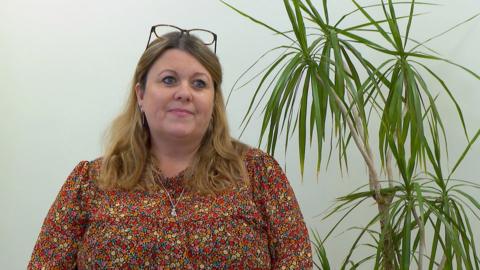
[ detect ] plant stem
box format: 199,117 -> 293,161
319,73 -> 381,198
314,71 -> 395,269
412,207 -> 426,270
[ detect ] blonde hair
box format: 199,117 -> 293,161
99,32 -> 248,194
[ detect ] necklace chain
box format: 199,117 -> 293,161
156,173 -> 185,217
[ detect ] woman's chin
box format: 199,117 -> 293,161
149,122 -> 207,142
156,128 -> 197,140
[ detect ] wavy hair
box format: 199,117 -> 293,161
98,32 -> 248,194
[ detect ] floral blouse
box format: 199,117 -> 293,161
28,148 -> 312,269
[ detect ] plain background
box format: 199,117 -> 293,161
1,0 -> 479,268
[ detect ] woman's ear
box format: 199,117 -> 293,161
135,82 -> 144,107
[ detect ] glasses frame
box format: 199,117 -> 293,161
145,24 -> 217,53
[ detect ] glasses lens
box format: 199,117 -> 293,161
188,29 -> 215,45
153,25 -> 182,38
147,25 -> 216,52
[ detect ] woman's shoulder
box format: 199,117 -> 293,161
86,157 -> 103,177
72,157 -> 102,177
63,157 -> 103,190
240,147 -> 294,202
242,146 -> 276,166
240,146 -> 287,183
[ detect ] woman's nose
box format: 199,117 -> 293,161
173,82 -> 192,102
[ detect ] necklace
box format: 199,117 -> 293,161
156,173 -> 185,217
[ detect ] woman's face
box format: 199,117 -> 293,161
136,49 -> 214,144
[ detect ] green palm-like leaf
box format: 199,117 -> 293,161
223,0 -> 480,269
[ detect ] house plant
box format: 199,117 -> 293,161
223,0 -> 480,269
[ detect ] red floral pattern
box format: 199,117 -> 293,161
28,148 -> 312,269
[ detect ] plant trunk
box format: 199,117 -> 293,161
378,198 -> 395,270
368,148 -> 395,270
344,76 -> 395,270
326,72 -> 396,269
412,208 -> 426,270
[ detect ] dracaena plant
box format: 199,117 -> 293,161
223,0 -> 480,269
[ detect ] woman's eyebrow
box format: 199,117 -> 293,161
192,72 -> 212,81
155,69 -> 177,77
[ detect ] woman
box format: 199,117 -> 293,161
28,24 -> 313,269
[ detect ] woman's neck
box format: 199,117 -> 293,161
150,138 -> 200,177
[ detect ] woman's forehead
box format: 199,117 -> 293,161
148,49 -> 212,78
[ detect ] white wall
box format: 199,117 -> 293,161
1,0 -> 479,268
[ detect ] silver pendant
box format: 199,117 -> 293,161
171,208 -> 177,217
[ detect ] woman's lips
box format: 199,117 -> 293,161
168,108 -> 194,117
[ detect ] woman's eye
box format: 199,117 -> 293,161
162,76 -> 176,85
192,79 -> 207,89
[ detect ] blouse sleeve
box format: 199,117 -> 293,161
28,161 -> 91,270
247,150 -> 313,269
